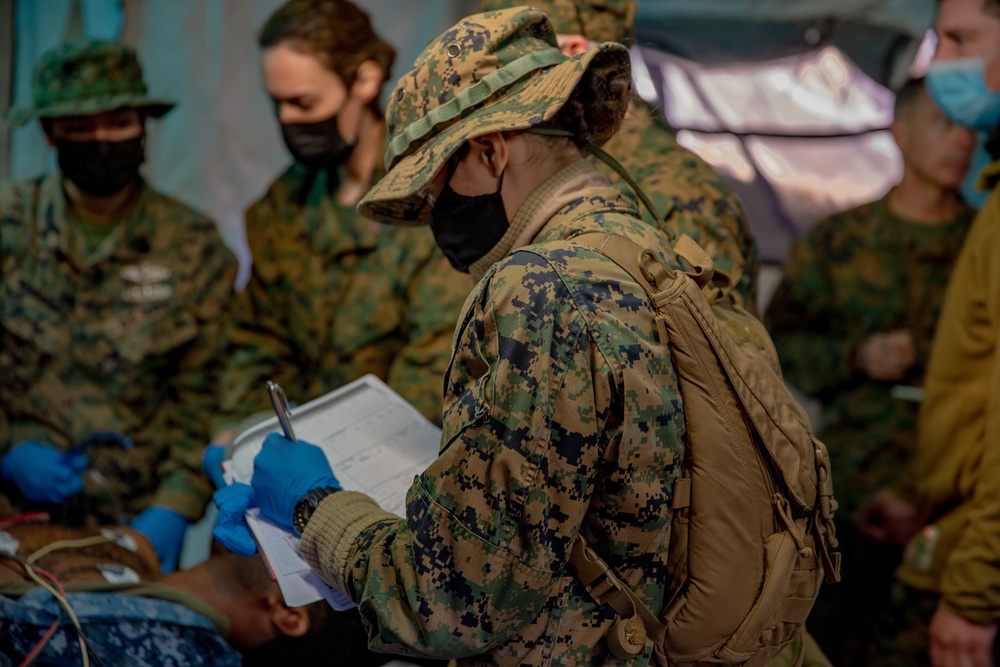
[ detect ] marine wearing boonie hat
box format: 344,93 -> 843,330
478,0 -> 638,44
357,7 -> 631,225
4,39 -> 174,127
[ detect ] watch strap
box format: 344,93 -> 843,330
293,486 -> 340,534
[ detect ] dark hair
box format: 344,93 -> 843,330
258,0 -> 395,97
893,77 -> 927,121
985,0 -> 1000,17
538,51 -> 632,147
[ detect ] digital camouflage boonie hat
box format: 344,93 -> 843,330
4,39 -> 175,127
357,7 -> 630,225
478,0 -> 638,44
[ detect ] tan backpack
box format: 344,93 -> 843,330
569,232 -> 840,666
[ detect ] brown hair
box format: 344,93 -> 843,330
258,0 -> 395,98
538,51 -> 632,147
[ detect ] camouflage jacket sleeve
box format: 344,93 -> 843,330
154,241 -> 237,519
220,172 -> 469,424
218,178 -> 322,421
384,226 -> 472,422
764,223 -> 859,398
301,253 -> 617,659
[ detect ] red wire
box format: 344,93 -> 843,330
0,512 -> 50,531
24,564 -> 67,597
16,564 -> 73,666
18,619 -> 59,667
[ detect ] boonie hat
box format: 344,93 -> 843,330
478,0 -> 638,44
357,7 -> 630,225
4,39 -> 175,127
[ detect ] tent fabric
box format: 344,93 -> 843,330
632,43 -> 902,266
635,0 -> 934,40
9,0 -> 124,186
634,0 -> 934,90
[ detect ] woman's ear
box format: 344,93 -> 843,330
266,592 -> 311,639
350,59 -> 385,105
468,132 -> 509,178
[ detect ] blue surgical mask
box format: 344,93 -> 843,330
926,52 -> 1000,132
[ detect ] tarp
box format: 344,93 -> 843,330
635,0 -> 934,89
628,0 -> 938,277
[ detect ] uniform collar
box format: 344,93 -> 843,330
37,171 -> 152,268
468,159 -> 637,280
286,161 -> 384,257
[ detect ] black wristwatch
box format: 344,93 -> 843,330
292,486 -> 340,535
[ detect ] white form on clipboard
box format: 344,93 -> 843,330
225,374 -> 442,608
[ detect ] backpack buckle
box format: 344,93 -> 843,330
569,535 -> 626,605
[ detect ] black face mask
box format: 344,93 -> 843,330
429,171 -> 509,273
280,113 -> 355,170
56,137 -> 145,196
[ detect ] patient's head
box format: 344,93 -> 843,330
0,521 -> 330,654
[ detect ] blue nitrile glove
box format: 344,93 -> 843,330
131,506 -> 189,574
202,443 -> 228,490
0,440 -> 88,504
252,433 -> 340,531
212,483 -> 258,556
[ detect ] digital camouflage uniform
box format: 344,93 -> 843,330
479,0 -> 760,312
307,161 -> 686,666
220,162 -> 471,424
276,9 -> 694,664
764,193 -> 974,665
765,194 -> 974,520
0,586 -> 240,666
1,40 -> 237,526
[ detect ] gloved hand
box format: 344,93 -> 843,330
212,483 -> 257,556
131,506 -> 189,574
202,443 -> 228,490
0,440 -> 88,504
252,432 -> 340,531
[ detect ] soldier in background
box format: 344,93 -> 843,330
219,0 -> 472,425
0,40 -> 237,574
765,78 -> 975,666
479,0 -> 761,312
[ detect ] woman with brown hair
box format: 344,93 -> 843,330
220,0 -> 470,426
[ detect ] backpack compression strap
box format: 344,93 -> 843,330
564,231 -> 703,662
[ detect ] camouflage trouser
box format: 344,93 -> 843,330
866,582 -> 1000,666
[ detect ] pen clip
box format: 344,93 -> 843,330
266,381 -> 297,442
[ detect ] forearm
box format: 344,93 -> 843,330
154,457 -> 212,520
301,487 -> 555,659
